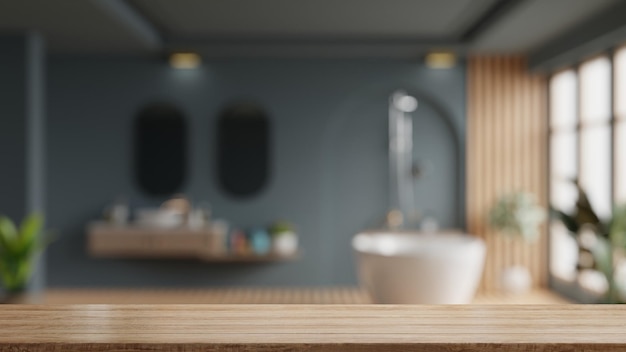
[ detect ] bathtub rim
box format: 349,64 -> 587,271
352,230 -> 485,259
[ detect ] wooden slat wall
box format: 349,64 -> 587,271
467,56 -> 548,292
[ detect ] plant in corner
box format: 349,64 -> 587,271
551,181 -> 626,303
0,213 -> 46,301
489,192 -> 546,294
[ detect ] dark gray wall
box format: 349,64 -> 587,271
0,33 -> 45,220
46,58 -> 465,287
0,33 -> 46,292
0,36 -> 28,222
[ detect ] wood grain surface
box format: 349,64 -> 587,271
0,305 -> 620,351
88,222 -> 299,262
467,56 -> 549,292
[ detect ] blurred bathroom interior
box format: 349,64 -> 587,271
1,0 -> 626,304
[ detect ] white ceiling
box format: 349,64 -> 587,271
0,0 -> 622,56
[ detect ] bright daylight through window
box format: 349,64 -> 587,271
550,47 -> 626,300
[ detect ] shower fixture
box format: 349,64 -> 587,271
388,90 -> 418,228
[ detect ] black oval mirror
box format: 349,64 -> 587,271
134,103 -> 187,196
217,102 -> 270,198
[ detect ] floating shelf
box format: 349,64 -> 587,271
196,253 -> 300,263
87,222 -> 299,263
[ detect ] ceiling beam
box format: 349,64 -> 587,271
88,0 -> 162,51
460,0 -> 528,43
530,0 -> 626,72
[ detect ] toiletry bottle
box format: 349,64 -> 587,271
250,228 -> 271,255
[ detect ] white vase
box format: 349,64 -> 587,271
272,232 -> 298,255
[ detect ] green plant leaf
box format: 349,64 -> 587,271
0,259 -> 20,290
0,216 -> 19,253
13,235 -> 36,261
610,205 -> 626,249
550,208 -> 579,235
574,183 -> 607,234
269,221 -> 295,236
0,213 -> 48,291
0,261 -> 11,285
0,216 -> 17,239
592,236 -> 613,279
13,259 -> 32,289
18,213 -> 42,250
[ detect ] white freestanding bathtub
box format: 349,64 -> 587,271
352,231 -> 486,304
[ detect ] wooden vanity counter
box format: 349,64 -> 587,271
0,304 -> 624,351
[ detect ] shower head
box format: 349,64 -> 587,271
391,91 -> 418,113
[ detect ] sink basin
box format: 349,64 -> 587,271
352,231 -> 486,304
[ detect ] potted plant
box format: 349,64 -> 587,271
0,213 -> 47,303
551,181 -> 626,303
489,192 -> 546,294
268,221 -> 298,256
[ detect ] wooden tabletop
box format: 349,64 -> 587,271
0,305 -> 623,351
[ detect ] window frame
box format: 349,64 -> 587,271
548,49 -> 622,302
614,45 -> 626,203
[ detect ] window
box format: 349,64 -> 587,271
549,49 -> 626,300
616,48 -> 626,204
579,57 -> 612,218
549,70 -> 578,282
550,70 -> 577,214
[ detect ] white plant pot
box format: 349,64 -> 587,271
272,232 -> 298,255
